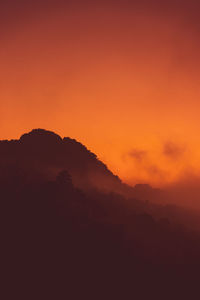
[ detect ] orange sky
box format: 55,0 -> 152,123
1,0 -> 200,187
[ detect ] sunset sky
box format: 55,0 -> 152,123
1,0 -> 200,187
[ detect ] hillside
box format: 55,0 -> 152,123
0,129 -> 124,192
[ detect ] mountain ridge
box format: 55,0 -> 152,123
0,128 -> 125,192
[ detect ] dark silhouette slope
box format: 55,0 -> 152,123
0,129 -> 123,192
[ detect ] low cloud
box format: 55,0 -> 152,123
126,147 -> 167,184
129,149 -> 147,162
163,141 -> 186,161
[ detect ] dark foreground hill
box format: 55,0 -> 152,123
0,128 -> 127,193
1,129 -> 200,299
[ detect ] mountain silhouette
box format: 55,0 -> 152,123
0,128 -> 124,191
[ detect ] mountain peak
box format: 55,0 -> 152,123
20,129 -> 62,144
